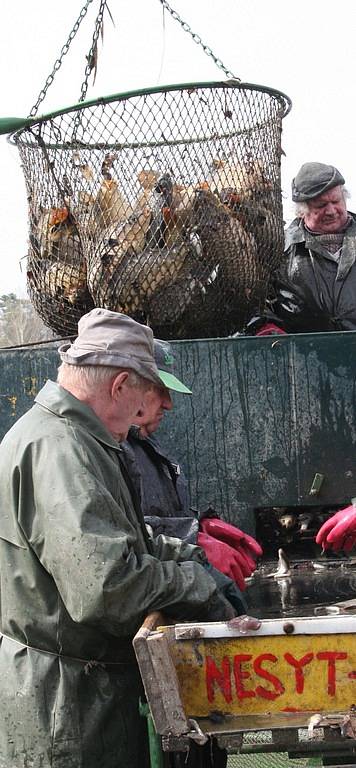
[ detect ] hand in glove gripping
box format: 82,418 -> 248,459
198,518 -> 263,590
316,505 -> 356,553
203,562 -> 248,615
197,532 -> 246,590
256,323 -> 287,337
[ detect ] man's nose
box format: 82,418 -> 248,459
163,392 -> 173,410
324,203 -> 336,215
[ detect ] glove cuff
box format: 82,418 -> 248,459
199,507 -> 221,522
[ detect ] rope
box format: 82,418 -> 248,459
158,0 -> 240,82
0,632 -> 133,670
0,336 -> 73,352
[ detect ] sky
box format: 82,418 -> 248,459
1,0 -> 355,296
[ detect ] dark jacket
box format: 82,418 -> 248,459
0,381 -> 228,768
249,214 -> 356,334
122,428 -> 199,543
121,429 -> 248,617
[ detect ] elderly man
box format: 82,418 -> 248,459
121,338 -> 262,768
248,162 -> 356,334
122,339 -> 262,598
0,308 -> 235,768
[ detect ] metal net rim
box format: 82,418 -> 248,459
8,79 -> 292,148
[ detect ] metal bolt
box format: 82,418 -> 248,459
283,622 -> 295,634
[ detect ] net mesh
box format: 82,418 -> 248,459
227,754 -> 320,767
12,82 -> 290,338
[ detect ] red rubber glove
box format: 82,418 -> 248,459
199,517 -> 263,565
256,323 -> 287,337
315,505 -> 356,553
197,532 -> 246,590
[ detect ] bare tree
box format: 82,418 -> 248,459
0,294 -> 57,347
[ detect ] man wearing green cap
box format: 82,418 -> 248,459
0,308 -> 236,768
123,339 -> 262,596
248,161 -> 356,334
121,338 -> 262,768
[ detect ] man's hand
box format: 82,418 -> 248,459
316,505 -> 356,552
198,518 -> 262,589
203,590 -> 237,621
199,517 -> 263,559
203,562 -> 247,614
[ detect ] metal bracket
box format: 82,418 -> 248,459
309,472 -> 324,496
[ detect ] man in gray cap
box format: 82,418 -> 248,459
248,161 -> 356,333
0,308 -> 235,768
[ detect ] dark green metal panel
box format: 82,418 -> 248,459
156,333 -> 356,532
157,337 -> 296,533
1,333 -> 356,534
0,346 -> 58,430
292,332 -> 356,505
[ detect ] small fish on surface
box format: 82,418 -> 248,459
227,615 -> 262,633
265,548 -> 291,579
308,711 -> 356,739
307,713 -> 324,739
341,710 -> 356,739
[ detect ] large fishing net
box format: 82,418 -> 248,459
10,81 -> 290,338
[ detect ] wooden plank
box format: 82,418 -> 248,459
146,630 -> 189,736
133,613 -> 169,732
133,613 -> 189,737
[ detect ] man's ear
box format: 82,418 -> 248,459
111,371 -> 129,400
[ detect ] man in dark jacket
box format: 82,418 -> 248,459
121,338 -> 262,768
122,339 -> 262,598
0,308 -> 236,768
248,162 -> 356,334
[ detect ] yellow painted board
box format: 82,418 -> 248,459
169,633 -> 356,717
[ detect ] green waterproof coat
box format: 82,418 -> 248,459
0,381 -> 223,768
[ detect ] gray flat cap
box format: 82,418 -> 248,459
59,308 -> 162,387
292,162 -> 345,202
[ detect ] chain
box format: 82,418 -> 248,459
28,0 -> 237,119
158,0 -> 240,82
28,0 -> 96,118
78,0 -> 108,103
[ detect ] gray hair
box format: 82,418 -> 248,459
295,186 -> 351,218
57,362 -> 151,393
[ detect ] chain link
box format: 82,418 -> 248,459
28,0 -> 238,119
28,0 -> 96,118
78,0 -> 108,102
158,0 -> 240,82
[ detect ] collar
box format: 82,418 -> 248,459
285,214 -> 356,281
285,214 -> 356,251
128,427 -> 161,454
35,380 -> 122,452
127,428 -> 173,463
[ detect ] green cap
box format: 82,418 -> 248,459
154,340 -> 192,394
